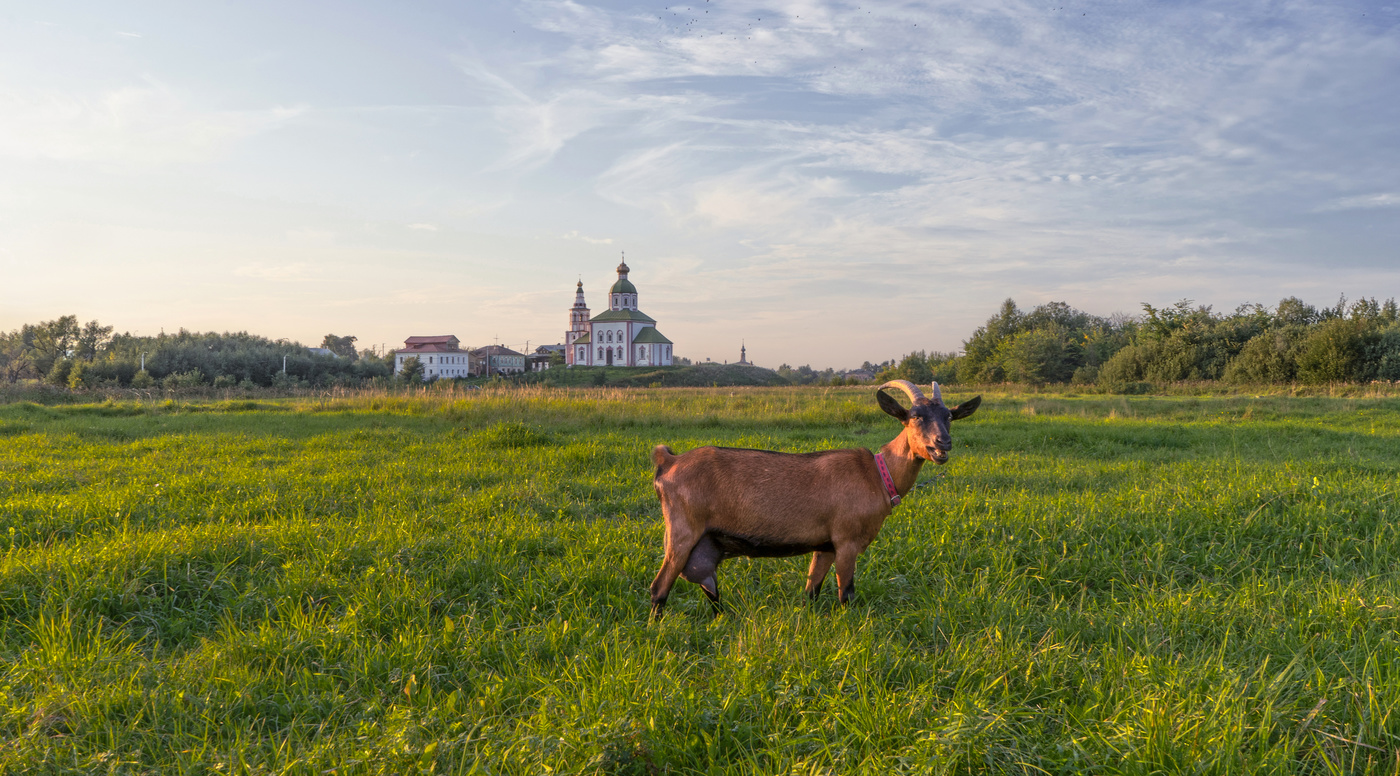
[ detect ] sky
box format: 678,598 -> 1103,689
1,1 -> 1397,369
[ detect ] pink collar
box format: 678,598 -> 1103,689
875,451 -> 901,507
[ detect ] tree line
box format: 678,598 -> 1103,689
0,316 -> 392,388
878,295 -> 1400,388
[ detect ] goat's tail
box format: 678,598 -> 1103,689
651,445 -> 676,478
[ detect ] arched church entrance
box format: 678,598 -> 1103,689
606,347 -> 613,366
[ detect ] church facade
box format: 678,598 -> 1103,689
566,259 -> 674,367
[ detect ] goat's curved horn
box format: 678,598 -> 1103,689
878,380 -> 925,403
931,382 -> 943,403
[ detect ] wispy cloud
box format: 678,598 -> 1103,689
1317,193 -> 1400,212
0,83 -> 302,165
562,230 -> 612,244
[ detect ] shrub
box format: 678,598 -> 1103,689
1071,365 -> 1099,385
271,372 -> 303,389
1296,319 -> 1374,383
46,359 -> 74,386
880,351 -> 934,385
1224,327 -> 1305,384
130,370 -> 155,388
397,357 -> 424,384
997,326 -> 1075,385
67,361 -> 92,389
164,370 -> 205,389
1373,324 -> 1400,382
212,374 -> 237,389
1098,343 -> 1149,385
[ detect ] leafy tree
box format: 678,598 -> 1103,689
321,334 -> 359,360
22,315 -> 80,376
0,330 -> 28,382
1275,297 -> 1319,327
997,325 -> 1075,385
398,356 -> 424,383
877,351 -> 934,384
74,320 -> 114,360
960,298 -> 1023,382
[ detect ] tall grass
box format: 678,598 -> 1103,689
2,388 -> 1399,773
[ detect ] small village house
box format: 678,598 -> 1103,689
394,335 -> 472,380
472,344 -> 525,375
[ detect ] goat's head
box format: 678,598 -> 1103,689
876,380 -> 981,465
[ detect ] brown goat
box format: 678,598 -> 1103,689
648,380 -> 980,617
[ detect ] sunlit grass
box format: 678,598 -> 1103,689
2,387 -> 1399,773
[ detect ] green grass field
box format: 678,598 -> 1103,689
2,387 -> 1400,774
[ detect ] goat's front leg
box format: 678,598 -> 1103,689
650,525 -> 701,619
832,545 -> 862,604
805,551 -> 835,600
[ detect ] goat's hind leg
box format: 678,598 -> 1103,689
805,551 -> 836,600
650,518 -> 702,620
681,533 -> 723,614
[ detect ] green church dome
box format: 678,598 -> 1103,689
609,259 -> 636,294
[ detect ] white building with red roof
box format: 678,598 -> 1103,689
394,335 -> 473,380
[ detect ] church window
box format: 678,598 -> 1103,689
598,347 -> 604,359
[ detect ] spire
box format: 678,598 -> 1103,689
617,250 -> 629,277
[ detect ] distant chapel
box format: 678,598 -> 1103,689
565,259 -> 674,367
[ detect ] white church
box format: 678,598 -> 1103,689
566,258 -> 674,367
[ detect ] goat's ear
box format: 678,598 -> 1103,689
876,389 -> 910,422
949,395 -> 982,421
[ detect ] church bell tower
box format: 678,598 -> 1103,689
565,280 -> 590,365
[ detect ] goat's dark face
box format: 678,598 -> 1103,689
908,400 -> 954,464
877,390 -> 982,465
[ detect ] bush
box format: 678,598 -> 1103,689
164,370 -> 205,389
997,326 -> 1075,385
1373,324 -> 1400,382
879,351 -> 934,385
67,361 -> 91,389
397,357 -> 424,384
131,370 -> 155,388
1098,343 -> 1148,385
1071,365 -> 1099,385
1296,319 -> 1374,383
1224,328 -> 1304,384
46,359 -> 74,386
271,372 -> 303,390
212,374 -> 237,389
